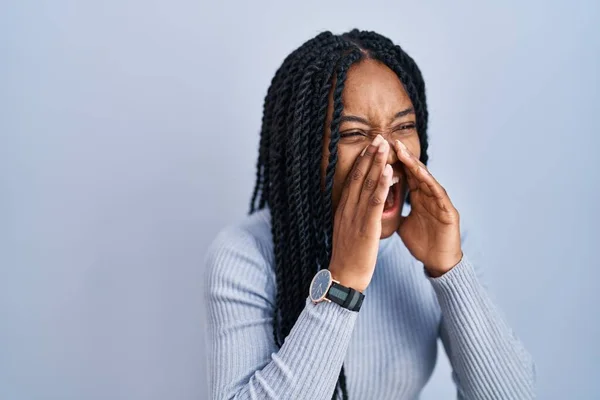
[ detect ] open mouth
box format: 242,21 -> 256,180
383,174 -> 402,215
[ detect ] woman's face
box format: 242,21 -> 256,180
321,58 -> 422,238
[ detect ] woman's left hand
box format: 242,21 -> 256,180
392,140 -> 463,277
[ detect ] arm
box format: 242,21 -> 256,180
429,229 -> 536,399
389,139 -> 535,399
204,226 -> 359,400
205,135 -> 396,399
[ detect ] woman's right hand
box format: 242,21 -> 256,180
329,134 -> 392,292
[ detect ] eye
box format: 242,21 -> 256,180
339,131 -> 367,138
396,123 -> 416,131
340,131 -> 367,140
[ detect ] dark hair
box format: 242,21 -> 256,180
249,29 -> 429,400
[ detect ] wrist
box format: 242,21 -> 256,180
424,251 -> 464,277
328,267 -> 368,293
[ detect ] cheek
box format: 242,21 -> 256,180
405,136 -> 422,160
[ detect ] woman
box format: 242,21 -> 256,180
204,29 -> 535,399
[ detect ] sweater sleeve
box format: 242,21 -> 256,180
204,226 -> 359,400
428,229 -> 536,400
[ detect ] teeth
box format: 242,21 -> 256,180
389,176 -> 400,187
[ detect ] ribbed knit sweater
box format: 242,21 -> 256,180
204,208 -> 535,399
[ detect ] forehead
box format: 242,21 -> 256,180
342,58 -> 412,121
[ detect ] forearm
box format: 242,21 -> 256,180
429,256 -> 535,399
209,296 -> 358,400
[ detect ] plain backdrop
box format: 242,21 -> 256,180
2,0 -> 599,399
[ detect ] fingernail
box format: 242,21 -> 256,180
384,164 -> 392,177
360,145 -> 369,156
419,166 -> 429,175
378,139 -> 389,153
372,135 -> 384,146
396,140 -> 410,157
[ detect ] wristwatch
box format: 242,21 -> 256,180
309,269 -> 365,312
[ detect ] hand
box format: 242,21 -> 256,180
329,134 -> 392,292
392,139 -> 463,277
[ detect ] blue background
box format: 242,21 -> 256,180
2,1 -> 599,398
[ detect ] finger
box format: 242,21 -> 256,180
392,139 -> 425,179
397,148 -> 427,194
411,171 -> 457,219
416,182 -> 454,218
416,166 -> 447,199
336,148 -> 362,214
358,138 -> 390,211
403,165 -> 419,191
393,140 -> 445,199
344,135 -> 385,209
336,142 -> 372,216
364,163 -> 392,228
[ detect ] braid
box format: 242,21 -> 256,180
323,50 -> 362,263
267,36 -> 330,345
311,50 -> 345,271
250,72 -> 276,213
248,29 -> 429,399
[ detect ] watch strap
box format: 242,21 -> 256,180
327,281 -> 364,312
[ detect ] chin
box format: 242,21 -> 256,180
380,229 -> 396,239
380,216 -> 402,238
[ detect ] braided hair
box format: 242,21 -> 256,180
249,29 -> 429,400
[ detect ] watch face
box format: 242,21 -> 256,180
310,269 -> 332,301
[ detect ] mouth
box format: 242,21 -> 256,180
382,169 -> 402,217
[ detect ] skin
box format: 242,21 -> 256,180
320,58 -> 463,291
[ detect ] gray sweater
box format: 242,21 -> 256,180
204,208 -> 535,399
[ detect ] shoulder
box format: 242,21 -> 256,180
206,207 -> 273,256
204,208 -> 276,302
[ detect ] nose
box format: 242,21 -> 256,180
385,137 -> 399,165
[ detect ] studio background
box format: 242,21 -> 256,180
2,1 -> 599,399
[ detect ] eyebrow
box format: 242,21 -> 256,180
392,107 -> 415,120
339,107 -> 415,126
